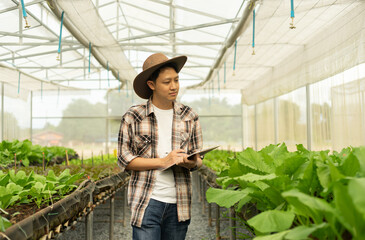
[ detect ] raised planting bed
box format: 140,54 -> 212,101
0,172 -> 129,240
0,140 -> 78,169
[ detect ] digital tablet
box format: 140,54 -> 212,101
187,145 -> 220,158
160,145 -> 220,171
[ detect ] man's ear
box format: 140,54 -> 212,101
147,80 -> 155,91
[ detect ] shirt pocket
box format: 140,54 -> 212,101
180,117 -> 191,149
134,134 -> 152,157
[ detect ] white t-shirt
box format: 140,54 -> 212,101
150,104 -> 176,203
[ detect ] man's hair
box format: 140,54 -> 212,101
149,63 -> 178,82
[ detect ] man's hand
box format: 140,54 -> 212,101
160,149 -> 186,169
176,152 -> 202,170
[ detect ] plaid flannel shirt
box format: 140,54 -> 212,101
117,98 -> 203,227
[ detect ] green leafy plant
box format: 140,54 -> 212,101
206,143 -> 365,239
0,169 -> 84,230
203,150 -> 234,173
0,208 -> 11,232
69,154 -> 117,166
0,139 -> 77,168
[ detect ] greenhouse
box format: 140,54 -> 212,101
0,0 -> 364,239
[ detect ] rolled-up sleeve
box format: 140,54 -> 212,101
117,118 -> 138,172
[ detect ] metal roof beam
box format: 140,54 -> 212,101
104,12 -> 226,46
1,1 -> 98,82
55,59 -> 206,81
18,65 -> 209,70
11,0 -> 59,39
119,1 -> 169,20
118,18 -> 240,42
149,0 -> 226,21
0,46 -> 83,61
121,46 -> 214,60
190,0 -> 258,89
28,57 -> 85,76
118,42 -> 223,46
0,0 -> 45,14
0,42 -> 81,46
0,31 -> 65,42
50,78 -> 203,82
108,20 -> 224,45
170,0 -> 176,54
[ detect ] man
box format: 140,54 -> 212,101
117,53 -> 203,240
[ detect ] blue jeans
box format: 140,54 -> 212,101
132,199 -> 190,240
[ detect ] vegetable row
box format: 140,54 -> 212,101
0,139 -> 77,168
205,144 -> 365,240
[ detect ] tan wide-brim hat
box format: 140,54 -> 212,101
133,53 -> 187,99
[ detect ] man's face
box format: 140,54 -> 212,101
147,67 -> 179,102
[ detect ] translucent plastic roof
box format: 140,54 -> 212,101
0,0 -> 244,91
1,0 -> 364,103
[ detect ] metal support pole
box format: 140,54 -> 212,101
274,97 -> 278,145
306,84 -> 312,150
106,91 -> 109,155
86,197 -> 94,240
83,48 -> 86,78
229,207 -> 236,240
215,204 -> 220,240
30,91 -> 33,142
116,0 -> 120,41
202,179 -> 206,214
1,82 -> 4,141
109,195 -> 115,240
208,202 -> 212,227
198,174 -> 202,202
19,3 -> 22,44
240,89 -> 245,150
192,171 -> 197,201
254,104 -> 258,151
123,187 -> 127,227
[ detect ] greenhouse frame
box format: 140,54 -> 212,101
1,0 -> 365,239
1,0 -> 364,155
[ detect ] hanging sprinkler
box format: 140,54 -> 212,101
107,61 -> 110,87
57,11 -> 65,61
20,0 -> 30,28
18,72 -> 21,96
233,40 -> 237,76
217,70 -> 220,94
290,0 -> 296,29
118,72 -> 121,93
252,9 -> 256,55
224,62 -> 227,89
88,42 -> 92,78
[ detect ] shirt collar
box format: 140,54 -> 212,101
146,97 -> 183,117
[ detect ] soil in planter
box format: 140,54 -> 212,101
2,201 -> 52,225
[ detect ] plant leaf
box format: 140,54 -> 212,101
206,187 -> 253,208
282,189 -> 334,224
234,173 -> 277,183
339,152 -> 360,177
348,178 -> 365,217
247,210 -> 294,233
253,231 -> 289,240
352,147 -> 365,175
334,180 -> 365,237
0,215 -> 12,232
237,148 -> 272,173
285,223 -> 328,240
